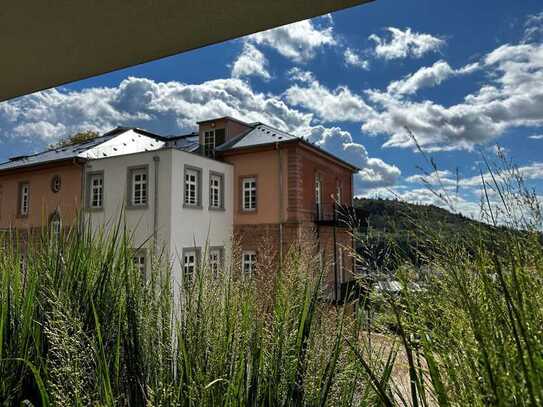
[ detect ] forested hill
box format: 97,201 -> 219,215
353,198 -> 483,236
351,198 -> 497,269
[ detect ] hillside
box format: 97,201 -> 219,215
351,198 -> 496,271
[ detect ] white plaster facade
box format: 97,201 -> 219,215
84,147 -> 233,300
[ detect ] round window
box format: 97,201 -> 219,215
51,175 -> 61,193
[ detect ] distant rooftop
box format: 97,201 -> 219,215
0,127 -> 192,172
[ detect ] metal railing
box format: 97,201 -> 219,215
314,202 -> 355,226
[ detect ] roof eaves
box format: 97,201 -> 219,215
197,116 -> 252,127
299,139 -> 360,172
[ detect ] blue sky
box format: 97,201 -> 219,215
1,0 -> 542,218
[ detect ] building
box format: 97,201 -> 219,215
197,117 -> 358,300
0,116 -> 358,301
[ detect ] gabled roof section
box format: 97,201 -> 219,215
0,127 -> 167,172
215,123 -> 298,151
215,122 -> 359,172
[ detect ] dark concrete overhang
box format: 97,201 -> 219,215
1,0 -> 373,102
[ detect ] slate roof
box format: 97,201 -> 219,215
215,122 -> 359,171
0,127 -> 169,172
215,123 -> 298,151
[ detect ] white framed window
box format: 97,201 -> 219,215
89,173 -> 104,209
203,128 -> 225,157
131,168 -> 148,206
209,248 -> 222,277
184,167 -> 201,207
19,183 -> 29,216
50,212 -> 61,239
209,173 -> 223,209
203,130 -> 215,158
315,176 -> 322,218
183,249 -> 198,283
242,177 -> 256,211
336,181 -> 342,203
133,251 -> 146,277
242,251 -> 256,276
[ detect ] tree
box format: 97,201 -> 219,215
50,130 -> 99,149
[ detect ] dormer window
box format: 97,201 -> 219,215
203,128 -> 225,158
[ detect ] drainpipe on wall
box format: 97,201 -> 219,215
276,142 -> 284,267
153,155 -> 160,255
77,158 -> 87,234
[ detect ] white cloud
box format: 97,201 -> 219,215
287,68 -> 315,83
386,60 -> 479,95
284,80 -> 375,122
344,48 -> 370,70
405,170 -> 457,187
363,42 -> 543,151
369,27 -> 445,60
529,133 -> 543,140
0,77 -> 312,144
0,75 -> 400,195
404,162 -> 543,192
305,125 -> 401,188
231,43 -> 271,80
247,17 -> 336,63
524,12 -> 543,43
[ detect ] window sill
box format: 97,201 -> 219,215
126,204 -> 149,210
209,206 -> 225,212
183,204 -> 203,210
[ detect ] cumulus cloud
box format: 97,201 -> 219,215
369,27 -> 445,60
0,75 -> 400,194
231,43 -> 271,80
386,60 -> 479,95
0,77 -> 312,143
305,125 -> 401,188
284,80 -> 375,122
362,42 -> 543,151
524,12 -> 543,43
344,48 -> 370,70
247,17 -> 336,63
287,68 -> 315,83
404,162 -> 543,191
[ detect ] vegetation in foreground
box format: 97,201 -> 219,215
2,154 -> 543,406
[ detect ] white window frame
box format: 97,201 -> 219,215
183,248 -> 199,283
19,183 -> 30,216
50,212 -> 61,239
315,176 -> 322,218
133,250 -> 146,277
131,168 -> 148,207
203,130 -> 216,158
184,166 -> 201,208
209,247 -> 222,277
242,250 -> 256,276
209,172 -> 223,209
89,173 -> 104,209
242,177 -> 257,211
336,181 -> 342,203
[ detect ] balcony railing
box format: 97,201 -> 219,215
314,203 -> 356,227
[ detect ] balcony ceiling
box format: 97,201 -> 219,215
0,0 -> 372,102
